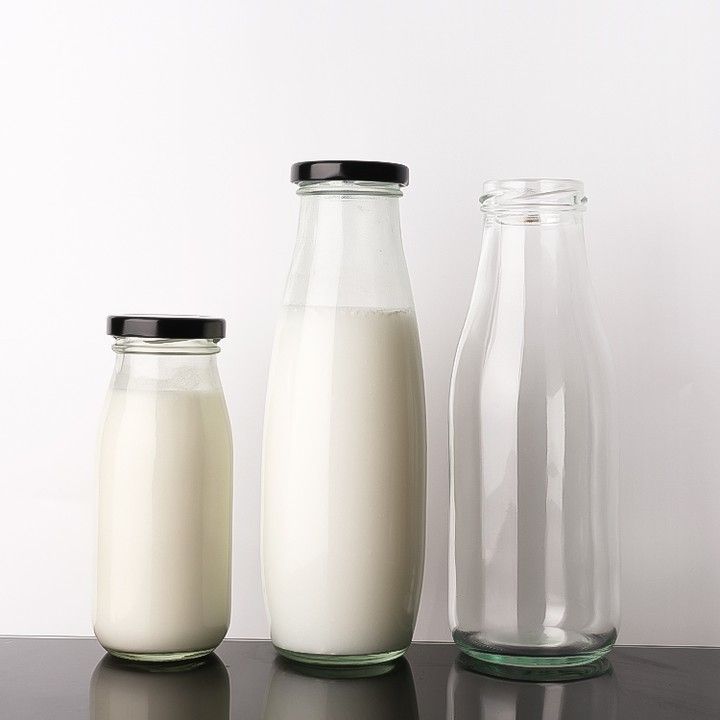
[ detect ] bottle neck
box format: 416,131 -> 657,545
113,337 -> 221,355
109,338 -> 223,393
296,182 -> 403,240
465,207 -> 596,349
478,211 -> 591,293
475,179 -> 592,296
296,179 -> 404,198
284,181 -> 413,310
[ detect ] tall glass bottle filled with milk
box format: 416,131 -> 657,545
95,316 -> 233,662
262,161 -> 426,666
449,179 -> 619,668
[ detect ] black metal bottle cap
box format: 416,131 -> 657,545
107,315 -> 226,339
290,160 -> 409,186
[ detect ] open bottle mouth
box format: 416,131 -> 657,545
480,179 -> 586,213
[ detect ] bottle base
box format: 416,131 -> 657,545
453,627 -> 616,669
456,652 -> 611,681
106,647 -> 216,663
274,645 -> 407,667
457,644 -> 613,669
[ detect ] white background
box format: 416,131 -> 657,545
1,0 -> 718,646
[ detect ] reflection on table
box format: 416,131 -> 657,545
90,653 -> 230,720
0,639 -> 714,720
447,656 -> 618,720
263,657 -> 419,720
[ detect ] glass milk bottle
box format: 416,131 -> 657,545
262,161 -> 426,666
95,316 -> 233,661
449,180 -> 619,668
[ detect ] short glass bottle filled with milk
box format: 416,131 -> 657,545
95,316 -> 233,662
262,161 -> 427,666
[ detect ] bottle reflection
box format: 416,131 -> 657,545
447,657 -> 618,720
90,652 -> 229,720
263,657 -> 419,720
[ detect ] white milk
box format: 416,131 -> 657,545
262,305 -> 426,658
95,388 -> 232,657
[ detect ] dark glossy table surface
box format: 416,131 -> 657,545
1,638 -> 718,719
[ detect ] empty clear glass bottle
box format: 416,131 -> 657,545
449,179 -> 619,668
